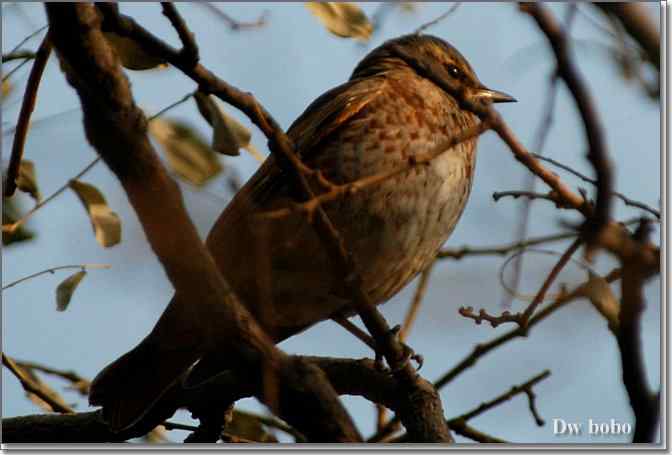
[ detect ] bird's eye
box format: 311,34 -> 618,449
447,65 -> 461,79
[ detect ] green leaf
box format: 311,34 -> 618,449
55,270 -> 86,312
69,180 -> 122,248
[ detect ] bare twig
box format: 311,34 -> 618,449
492,190 -> 571,208
2,263 -> 110,290
438,231 -> 578,260
5,24 -> 48,56
532,153 -> 661,219
414,3 -> 461,34
199,3 -> 267,31
459,238 -> 582,328
4,33 -> 52,197
446,421 -> 507,443
447,370 -> 550,426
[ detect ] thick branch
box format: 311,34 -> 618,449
45,3 -> 359,442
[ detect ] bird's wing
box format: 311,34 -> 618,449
288,75 -> 385,158
247,76 -> 386,205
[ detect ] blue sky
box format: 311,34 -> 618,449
2,2 -> 661,444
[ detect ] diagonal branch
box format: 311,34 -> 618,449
4,33 -> 52,197
520,3 -> 613,254
45,3 -> 360,442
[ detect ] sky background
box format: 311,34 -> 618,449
2,2 -> 662,444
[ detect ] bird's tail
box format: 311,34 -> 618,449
89,295 -> 205,433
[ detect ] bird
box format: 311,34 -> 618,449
89,33 -> 515,433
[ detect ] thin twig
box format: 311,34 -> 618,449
532,153 -> 661,219
438,231 -> 578,259
4,33 -> 52,197
199,3 -> 267,31
459,238 -> 582,328
414,3 -> 461,34
6,24 -> 48,57
2,58 -> 32,83
447,370 -> 550,425
2,263 -> 110,290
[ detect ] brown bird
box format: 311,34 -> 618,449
89,34 -> 515,432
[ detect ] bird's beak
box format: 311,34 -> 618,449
473,87 -> 517,103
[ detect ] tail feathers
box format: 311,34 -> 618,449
89,339 -> 201,433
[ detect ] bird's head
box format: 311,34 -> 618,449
352,34 -> 515,106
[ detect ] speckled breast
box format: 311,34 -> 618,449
314,72 -> 479,305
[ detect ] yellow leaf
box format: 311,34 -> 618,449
16,160 -> 40,201
103,32 -> 167,71
55,270 -> 86,312
305,2 -> 373,42
2,199 -> 34,246
2,80 -> 11,100
68,180 -> 122,248
149,118 -> 223,186
583,272 -> 620,332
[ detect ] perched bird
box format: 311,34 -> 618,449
89,34 -> 515,432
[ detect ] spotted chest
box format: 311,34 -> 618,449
311,73 -> 479,303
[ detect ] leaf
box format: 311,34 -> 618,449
2,198 -> 34,246
193,91 -> 261,159
16,160 -> 40,201
103,32 -> 167,71
305,2 -> 373,42
149,118 -> 223,186
2,80 -> 11,100
68,180 -> 122,248
583,272 -> 620,332
56,270 -> 86,312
